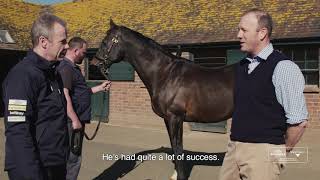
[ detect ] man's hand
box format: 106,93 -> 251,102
72,119 -> 82,130
92,80 -> 111,93
64,88 -> 83,130
285,120 -> 308,152
101,80 -> 111,92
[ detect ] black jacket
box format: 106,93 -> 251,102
2,51 -> 68,178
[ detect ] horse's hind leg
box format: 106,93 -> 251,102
164,114 -> 186,180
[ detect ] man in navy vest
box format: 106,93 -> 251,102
58,37 -> 111,180
219,8 -> 308,180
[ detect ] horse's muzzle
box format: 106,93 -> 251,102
90,56 -> 110,80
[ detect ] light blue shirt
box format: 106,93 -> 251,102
246,43 -> 308,124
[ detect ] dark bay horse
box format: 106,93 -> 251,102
94,20 -> 236,180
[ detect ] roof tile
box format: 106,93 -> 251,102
1,0 -> 319,49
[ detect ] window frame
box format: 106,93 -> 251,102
277,45 -> 319,86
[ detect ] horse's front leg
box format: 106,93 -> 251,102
164,113 -> 186,180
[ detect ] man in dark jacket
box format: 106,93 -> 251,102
58,37 -> 111,180
2,13 -> 69,180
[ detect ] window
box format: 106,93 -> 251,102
278,46 -> 319,86
0,30 -> 15,43
191,48 -> 227,67
194,56 -> 226,67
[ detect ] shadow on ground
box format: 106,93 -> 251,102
93,146 -> 226,180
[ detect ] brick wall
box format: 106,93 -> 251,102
305,91 -> 320,128
108,72 -> 165,130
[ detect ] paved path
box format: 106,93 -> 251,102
1,119 -> 319,180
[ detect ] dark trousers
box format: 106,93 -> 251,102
66,121 -> 85,180
8,164 -> 66,180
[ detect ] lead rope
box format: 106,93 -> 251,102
84,35 -> 118,140
84,64 -> 110,141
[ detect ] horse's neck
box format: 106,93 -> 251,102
124,42 -> 172,95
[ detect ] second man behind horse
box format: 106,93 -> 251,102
57,37 -> 111,180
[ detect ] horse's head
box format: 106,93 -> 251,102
94,19 -> 124,70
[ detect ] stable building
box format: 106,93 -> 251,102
1,0 -> 319,132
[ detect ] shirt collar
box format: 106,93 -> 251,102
246,43 -> 274,62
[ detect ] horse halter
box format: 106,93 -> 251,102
103,35 -> 119,61
95,35 -> 119,79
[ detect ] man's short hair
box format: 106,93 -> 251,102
68,37 -> 87,50
243,8 -> 273,37
31,13 -> 66,46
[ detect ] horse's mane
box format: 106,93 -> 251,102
117,26 -> 235,70
119,26 -> 178,59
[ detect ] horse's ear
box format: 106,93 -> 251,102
110,19 -> 116,29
